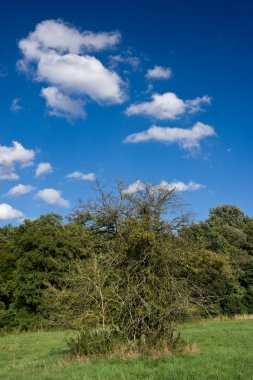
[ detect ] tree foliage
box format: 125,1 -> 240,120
0,184 -> 252,351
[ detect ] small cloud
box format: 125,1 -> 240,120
10,98 -> 23,112
125,92 -> 210,121
123,180 -> 205,195
6,184 -> 35,197
146,65 -> 172,80
35,162 -> 53,177
123,180 -> 145,194
0,203 -> 23,220
185,95 -> 211,113
108,52 -> 141,71
0,173 -> 19,180
126,92 -> 185,120
0,141 -> 35,180
66,171 -> 96,181
124,122 -> 216,151
157,180 -> 205,192
37,188 -> 69,207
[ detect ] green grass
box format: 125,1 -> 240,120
0,320 -> 252,379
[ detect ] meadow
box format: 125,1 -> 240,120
0,319 -> 252,380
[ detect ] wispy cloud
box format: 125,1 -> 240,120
146,65 -> 172,80
123,180 -> 205,195
124,122 -> 216,150
10,98 -> 23,112
66,171 -> 96,181
108,51 -> 141,71
186,95 -> 211,113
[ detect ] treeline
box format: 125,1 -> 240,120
0,183 -> 253,338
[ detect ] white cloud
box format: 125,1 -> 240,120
123,180 -> 205,195
0,203 -> 23,220
10,98 -> 23,112
125,92 -> 210,120
41,86 -> 85,119
66,171 -> 96,181
186,95 -> 211,113
126,92 -> 184,120
18,19 -> 121,57
146,65 -> 172,80
0,141 -> 35,180
0,173 -> 19,180
123,180 -> 145,194
6,184 -> 35,197
37,188 -> 69,207
35,162 -> 53,177
36,52 -> 125,104
157,180 -> 205,191
124,122 -> 216,150
17,19 -> 126,118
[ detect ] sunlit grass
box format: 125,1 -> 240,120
0,319 -> 252,379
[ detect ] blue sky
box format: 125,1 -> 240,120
0,0 -> 252,224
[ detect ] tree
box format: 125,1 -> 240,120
51,183 -> 235,355
181,205 -> 253,314
209,205 -> 245,228
6,213 -> 91,329
0,227 -> 16,303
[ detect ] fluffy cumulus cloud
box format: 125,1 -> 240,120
6,184 -> 35,197
0,141 -> 35,180
123,180 -> 205,195
37,188 -> 69,207
124,122 -> 216,150
146,65 -> 172,80
41,87 -> 85,119
0,203 -> 23,220
36,53 -> 125,104
35,162 -> 53,177
66,171 -> 96,181
17,19 -> 126,119
18,19 -> 121,57
125,92 -> 211,120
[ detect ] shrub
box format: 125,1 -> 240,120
67,327 -> 121,356
67,327 -> 184,357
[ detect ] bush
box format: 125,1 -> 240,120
52,183 -> 225,357
67,327 -> 184,357
67,327 -> 121,356
0,305 -> 49,332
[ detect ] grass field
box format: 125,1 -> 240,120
0,319 -> 252,380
